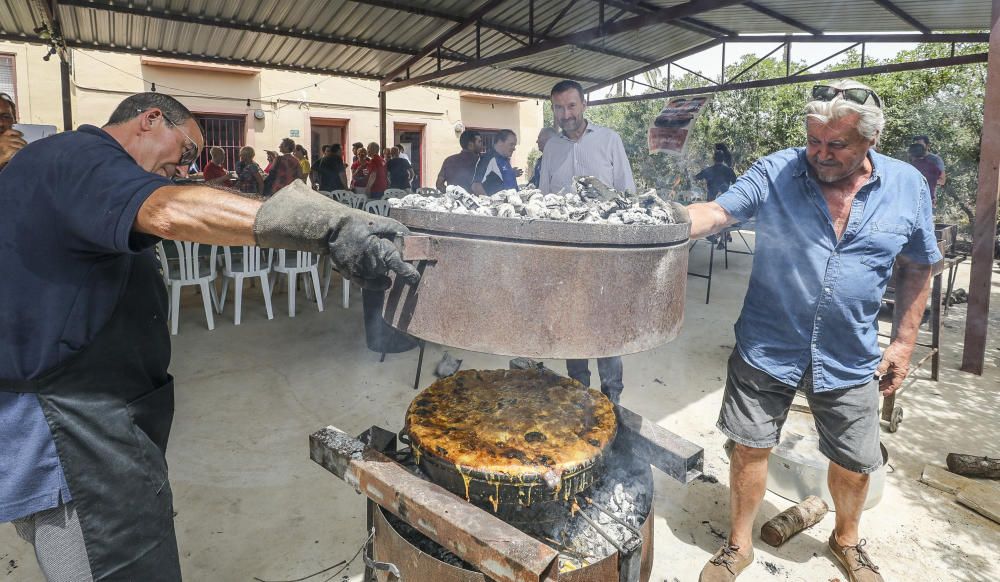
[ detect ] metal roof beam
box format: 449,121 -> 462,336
586,38 -> 724,93
382,0 -> 508,82
348,0 -> 647,63
870,0 -> 932,34
382,0 -> 749,91
594,0 -> 731,37
589,52 -> 988,105
0,32 -> 553,100
54,0 -> 592,86
679,16 -> 736,36
744,2 -> 822,35
686,33 -> 988,43
56,0 -> 421,56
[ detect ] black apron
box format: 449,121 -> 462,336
0,251 -> 181,580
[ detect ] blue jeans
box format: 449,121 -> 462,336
566,357 -> 624,404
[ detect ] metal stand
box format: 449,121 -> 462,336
878,257 -> 955,433
688,225 -> 755,304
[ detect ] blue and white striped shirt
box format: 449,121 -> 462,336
539,122 -> 636,195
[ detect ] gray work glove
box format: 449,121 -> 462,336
253,180 -> 420,290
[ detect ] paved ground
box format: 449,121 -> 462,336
3,236 -> 999,582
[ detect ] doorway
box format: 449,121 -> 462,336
394,123 -> 425,190
310,118 -> 349,164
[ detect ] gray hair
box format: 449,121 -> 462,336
804,79 -> 884,143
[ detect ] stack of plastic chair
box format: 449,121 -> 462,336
269,249 -> 323,317
364,199 -> 390,216
156,241 -> 219,335
218,245 -> 273,325
383,188 -> 407,200
345,193 -> 367,209
329,190 -> 352,203
416,187 -> 439,196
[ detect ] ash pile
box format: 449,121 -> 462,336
387,176 -> 686,225
390,448 -> 652,574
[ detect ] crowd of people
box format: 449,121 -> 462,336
179,136 -> 418,201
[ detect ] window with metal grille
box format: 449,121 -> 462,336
193,114 -> 245,171
0,54 -> 16,109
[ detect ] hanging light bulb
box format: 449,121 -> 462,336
151,82 -> 156,92
246,98 -> 251,106
436,93 -> 440,101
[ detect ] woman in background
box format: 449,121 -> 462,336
235,146 -> 264,195
293,144 -> 310,184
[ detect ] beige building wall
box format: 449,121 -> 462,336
0,41 -> 545,187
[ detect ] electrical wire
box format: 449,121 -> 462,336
71,48 -> 354,102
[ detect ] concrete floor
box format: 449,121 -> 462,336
3,237 -> 1000,582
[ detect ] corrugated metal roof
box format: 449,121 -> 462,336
0,0 -> 991,99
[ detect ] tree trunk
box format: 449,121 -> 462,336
946,454 -> 1000,479
760,495 -> 829,547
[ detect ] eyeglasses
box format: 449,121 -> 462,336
811,85 -> 882,109
166,119 -> 200,166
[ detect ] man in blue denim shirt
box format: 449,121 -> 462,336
688,80 -> 939,582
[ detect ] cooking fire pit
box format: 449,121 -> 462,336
310,365 -> 703,582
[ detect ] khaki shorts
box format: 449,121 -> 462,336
717,349 -> 883,474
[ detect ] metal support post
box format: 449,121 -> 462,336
961,0 -> 1000,375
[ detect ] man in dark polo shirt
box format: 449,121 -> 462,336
0,92 -> 418,581
471,129 -> 521,195
435,129 -> 482,192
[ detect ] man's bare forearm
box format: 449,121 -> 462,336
134,184 -> 262,245
892,256 -> 933,347
688,201 -> 738,239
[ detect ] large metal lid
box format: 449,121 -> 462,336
390,207 -> 689,247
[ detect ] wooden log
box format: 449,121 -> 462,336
946,453 -> 1000,479
760,495 -> 829,547
956,481 -> 1000,525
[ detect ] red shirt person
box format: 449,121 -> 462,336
201,146 -> 229,185
365,142 -> 388,198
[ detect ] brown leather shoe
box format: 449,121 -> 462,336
829,533 -> 884,582
699,543 -> 754,582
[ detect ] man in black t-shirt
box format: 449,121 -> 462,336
386,146 -> 414,191
695,150 -> 738,202
311,143 -> 348,192
0,92 -> 418,581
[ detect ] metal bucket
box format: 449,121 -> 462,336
383,208 -> 690,359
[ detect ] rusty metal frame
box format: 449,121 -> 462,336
588,52 -> 989,105
310,426 -> 560,582
744,1 -> 822,35
382,0 -> 509,83
381,0 -> 749,91
870,0 -> 931,34
961,0 -> 1000,375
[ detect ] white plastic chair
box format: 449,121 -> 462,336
416,187 -> 439,196
322,257 -> 351,309
345,193 -> 367,209
383,188 -> 407,199
218,246 -> 274,325
156,241 -> 219,335
364,200 -> 390,216
268,249 -> 323,317
329,190 -> 352,202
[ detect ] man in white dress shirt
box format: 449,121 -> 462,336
540,80 -> 636,404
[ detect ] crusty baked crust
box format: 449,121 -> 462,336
405,369 -> 617,480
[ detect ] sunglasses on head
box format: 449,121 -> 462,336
811,85 -> 882,108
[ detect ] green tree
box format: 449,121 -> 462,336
587,42 -> 987,226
